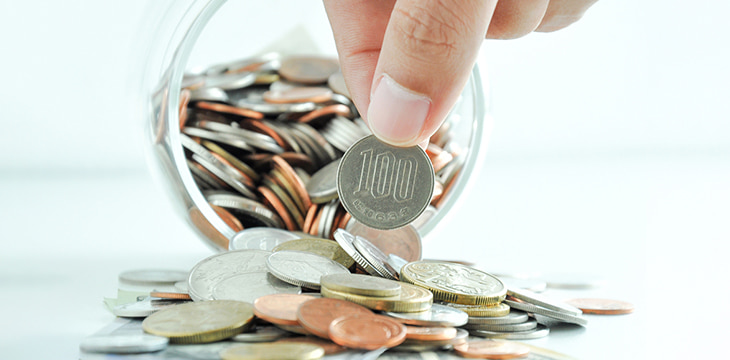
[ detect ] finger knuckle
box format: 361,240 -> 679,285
394,1 -> 470,61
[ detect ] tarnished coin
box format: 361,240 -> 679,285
507,287 -> 582,316
385,303 -> 468,327
349,221 -> 422,262
321,281 -> 432,313
119,269 -> 187,286
306,158 -> 340,204
320,273 -> 401,297
401,261 -> 506,306
253,294 -> 316,326
229,228 -> 301,251
142,300 -> 254,344
442,302 -> 511,318
469,325 -> 550,340
454,340 -> 530,359
296,298 -> 373,339
187,249 -> 272,301
467,310 -> 529,325
212,272 -> 301,303
563,298 -> 635,315
328,314 -> 407,350
220,343 -> 325,360
279,56 -> 340,84
231,326 -> 289,343
266,250 -> 349,290
405,326 -> 458,341
503,299 -> 588,326
353,236 -> 398,280
79,334 -> 169,354
464,318 -> 538,332
272,238 -> 354,269
337,135 -> 434,230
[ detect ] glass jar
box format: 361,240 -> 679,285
137,0 -> 490,252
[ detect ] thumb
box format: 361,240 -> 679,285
366,0 -> 497,147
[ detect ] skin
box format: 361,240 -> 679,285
323,0 -> 599,147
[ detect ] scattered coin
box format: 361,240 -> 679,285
112,298 -> 183,318
79,334 -> 169,354
405,326 -> 458,341
385,303 -> 469,327
320,273 -> 401,297
353,235 -> 398,280
231,326 -> 289,343
276,336 -> 348,355
296,298 -> 373,339
401,261 -> 506,306
506,288 -> 582,316
306,158 -> 341,204
142,300 -> 254,344
266,250 -> 349,290
348,222 -> 422,262
253,293 -> 316,326
442,302 -> 511,318
469,325 -> 551,341
503,299 -> 588,326
464,318 -> 538,332
386,254 -> 409,276
187,249 -> 272,301
212,272 -> 301,303
321,281 -> 432,313
118,269 -> 188,287
229,227 -> 301,251
466,310 -> 529,326
337,135 -> 434,230
328,314 -> 407,350
563,298 -> 635,315
272,237 -> 354,269
149,291 -> 191,300
453,340 -> 530,359
220,342 -> 325,360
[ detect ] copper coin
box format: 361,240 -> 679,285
348,222 -> 422,262
253,294 -> 316,326
564,298 -> 635,315
277,336 -> 347,355
149,291 -> 192,300
454,340 -> 530,359
262,178 -> 303,229
269,169 -> 305,215
405,326 -> 457,341
273,156 -> 312,211
210,153 -> 256,188
258,186 -> 296,231
302,205 -> 318,234
328,314 -> 406,350
194,101 -> 264,119
430,181 -> 444,205
263,87 -> 333,104
297,104 -> 351,124
179,89 -> 191,130
296,298 -> 373,339
209,204 -> 245,232
279,56 -> 340,84
240,120 -> 289,150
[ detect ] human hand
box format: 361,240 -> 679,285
324,0 -> 598,147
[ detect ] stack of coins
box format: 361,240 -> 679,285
175,53 -> 464,248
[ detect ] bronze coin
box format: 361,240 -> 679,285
348,221 -> 422,262
454,340 -> 530,359
297,104 -> 351,124
210,204 -> 244,232
179,89 -> 191,130
273,155 -> 312,211
564,298 -> 635,315
328,314 -> 406,350
194,101 -> 264,119
258,186 -> 296,231
253,294 -> 316,326
149,291 -> 192,300
405,326 -> 458,341
296,298 -> 372,339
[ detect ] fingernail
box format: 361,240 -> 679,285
367,74 -> 431,146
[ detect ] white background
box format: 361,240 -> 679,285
0,0 -> 728,359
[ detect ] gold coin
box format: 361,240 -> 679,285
272,238 -> 354,269
201,140 -> 259,182
220,343 -> 325,360
401,261 -> 506,306
442,302 -> 511,317
321,282 -> 432,313
320,273 -> 401,297
142,300 -> 254,344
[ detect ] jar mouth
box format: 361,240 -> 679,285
145,0 -> 490,251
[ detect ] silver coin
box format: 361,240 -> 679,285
187,249 -> 272,301
195,121 -> 284,154
469,324 -> 550,340
193,154 -> 257,199
188,159 -> 226,190
507,287 -> 582,316
467,310 -> 529,325
385,303 -> 468,327
464,318 -> 538,332
353,236 -> 398,280
410,205 -> 438,231
306,158 -> 341,204
205,192 -> 283,228
503,299 -> 588,326
337,135 -> 434,230
320,273 -> 401,297
79,334 -> 168,354
174,281 -> 188,293
265,250 -> 349,290
394,343 -> 453,353
184,127 -> 255,152
118,269 -> 187,286
111,298 -> 182,318
334,229 -> 380,277
231,326 -> 289,343
327,71 -> 350,98
501,277 -> 547,293
238,97 -> 316,115
203,71 -> 257,90
229,228 -> 302,251
189,87 -> 229,103
348,221 -> 422,262
274,324 -> 311,335
205,53 -> 281,75
386,254 -> 409,275
212,271 -> 301,302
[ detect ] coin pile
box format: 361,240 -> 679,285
175,53 -> 464,248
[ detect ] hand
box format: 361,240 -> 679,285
324,0 -> 598,147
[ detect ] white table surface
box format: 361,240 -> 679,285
1,152 -> 727,359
